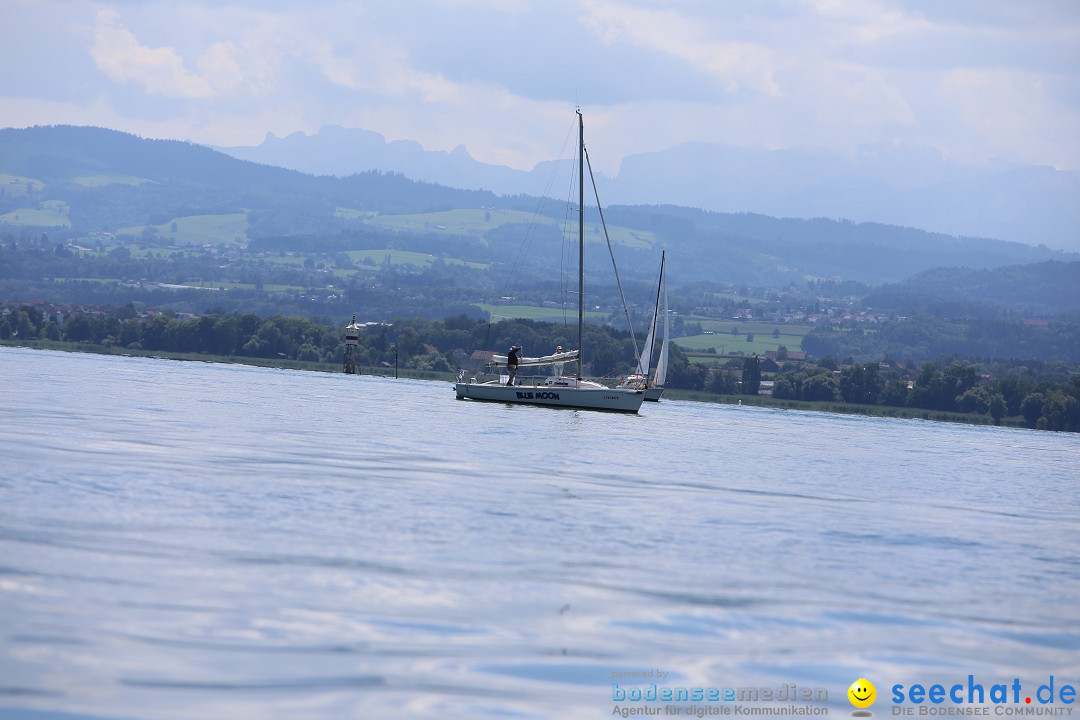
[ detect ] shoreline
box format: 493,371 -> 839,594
4,339 -> 1032,431
665,388 -> 1027,429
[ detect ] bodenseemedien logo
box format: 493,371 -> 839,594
609,671 -> 829,717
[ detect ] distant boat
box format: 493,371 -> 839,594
618,251 -> 668,401
454,111 -> 645,412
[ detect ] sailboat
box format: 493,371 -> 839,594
618,251 -> 669,401
454,111 -> 646,413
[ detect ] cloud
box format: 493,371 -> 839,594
1,0 -> 1076,175
90,9 -> 217,98
580,0 -> 782,97
941,67 -> 1080,168
304,36 -> 463,104
803,0 -> 932,43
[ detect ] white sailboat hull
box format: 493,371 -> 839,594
455,378 -> 645,412
644,387 -> 665,402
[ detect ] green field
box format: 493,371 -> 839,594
363,208 -> 520,237
0,200 -> 71,227
178,281 -> 302,292
0,174 -> 45,195
675,322 -> 811,357
478,303 -> 608,321
128,247 -> 194,259
344,248 -> 488,270
249,246 -> 490,277
119,212 -> 249,246
262,255 -> 308,266
694,320 -> 811,337
44,277 -> 125,284
364,208 -> 656,249
72,174 -> 154,188
334,207 -> 377,220
703,292 -> 765,305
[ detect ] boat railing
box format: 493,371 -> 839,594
486,374 -> 615,389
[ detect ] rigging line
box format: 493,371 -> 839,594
468,118 -> 578,377
584,144 -> 640,366
471,118 -> 577,376
559,152 -> 580,333
497,117 -> 576,302
552,112 -> 583,336
498,199 -> 541,300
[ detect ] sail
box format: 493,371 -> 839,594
636,251 -> 664,376
654,272 -> 669,385
635,325 -> 655,376
491,350 -> 580,367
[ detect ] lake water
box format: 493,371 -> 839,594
1,347 -> 1078,720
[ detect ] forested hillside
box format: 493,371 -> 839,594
1,125 -> 1073,287
2,125 -> 1079,372
864,262 -> 1080,316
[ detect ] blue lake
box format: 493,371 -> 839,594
1,347 -> 1077,719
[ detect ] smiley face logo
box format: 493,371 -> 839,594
848,678 -> 876,709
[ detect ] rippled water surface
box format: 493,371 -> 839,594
1,347 -> 1078,719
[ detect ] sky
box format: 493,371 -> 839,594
2,0 -> 1079,177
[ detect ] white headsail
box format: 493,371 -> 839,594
635,325 -> 655,376
654,276 -> 669,386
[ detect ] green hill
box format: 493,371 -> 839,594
865,261 -> 1080,316
0,125 -> 1075,287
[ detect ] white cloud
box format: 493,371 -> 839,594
580,0 -> 782,97
90,9 -> 215,99
0,0 -> 1076,174
196,42 -> 247,94
803,0 -> 932,43
309,39 -> 462,104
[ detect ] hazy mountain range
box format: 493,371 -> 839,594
0,124 -> 1074,289
218,125 -> 1080,254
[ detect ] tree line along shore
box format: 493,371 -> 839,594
3,302 -> 1077,433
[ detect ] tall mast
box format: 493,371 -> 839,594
577,109 -> 585,380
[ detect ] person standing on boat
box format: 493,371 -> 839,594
507,345 -> 521,386
553,345 -> 564,377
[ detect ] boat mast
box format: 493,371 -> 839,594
577,109 -> 585,380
